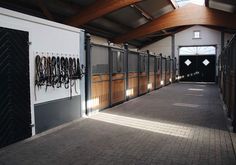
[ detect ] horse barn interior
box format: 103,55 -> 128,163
0,0 -> 236,164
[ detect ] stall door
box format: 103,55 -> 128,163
161,57 -> 166,85
149,56 -> 155,91
0,27 -> 31,148
111,49 -> 126,105
166,58 -> 171,84
91,45 -> 109,111
156,56 -> 162,88
179,55 -> 216,82
139,54 -> 148,95
128,52 -> 138,98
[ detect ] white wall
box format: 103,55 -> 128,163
141,36 -> 172,57
0,7 -> 85,135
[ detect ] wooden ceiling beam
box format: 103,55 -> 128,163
65,0 -> 143,27
113,4 -> 236,43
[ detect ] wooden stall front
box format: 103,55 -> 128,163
155,56 -> 162,88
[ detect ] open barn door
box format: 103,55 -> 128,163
179,46 -> 216,82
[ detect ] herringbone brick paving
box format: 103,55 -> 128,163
0,83 -> 235,165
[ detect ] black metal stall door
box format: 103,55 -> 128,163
0,27 -> 31,148
179,55 -> 216,82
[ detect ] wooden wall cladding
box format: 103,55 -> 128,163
139,72 -> 147,94
128,72 -> 138,98
149,72 -> 155,91
91,74 -> 109,110
112,73 -> 125,104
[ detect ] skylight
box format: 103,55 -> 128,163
176,0 -> 205,7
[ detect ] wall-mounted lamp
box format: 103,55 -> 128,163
161,80 -> 164,86
126,88 -> 134,97
147,83 -> 152,90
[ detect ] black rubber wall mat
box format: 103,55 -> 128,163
0,27 -> 31,148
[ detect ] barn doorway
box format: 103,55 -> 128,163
179,46 -> 216,82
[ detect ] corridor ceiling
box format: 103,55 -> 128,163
0,0 -> 236,48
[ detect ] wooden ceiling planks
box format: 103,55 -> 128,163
112,3 -> 236,43
65,0 -> 143,27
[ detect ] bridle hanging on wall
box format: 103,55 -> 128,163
34,53 -> 85,99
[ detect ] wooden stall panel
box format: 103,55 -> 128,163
91,74 -> 109,110
149,56 -> 155,91
156,57 -> 162,88
149,72 -> 155,91
156,73 -> 161,88
166,73 -> 170,85
139,73 -> 148,94
161,58 -> 166,85
112,73 -> 125,104
128,72 -> 138,98
166,60 -> 171,85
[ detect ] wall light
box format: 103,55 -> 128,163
160,80 -> 164,85
169,78 -> 172,82
147,83 -> 152,90
126,88 -> 134,97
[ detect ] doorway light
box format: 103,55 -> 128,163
176,0 -> 205,7
90,112 -> 192,138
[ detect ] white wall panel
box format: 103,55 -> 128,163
0,7 -> 84,135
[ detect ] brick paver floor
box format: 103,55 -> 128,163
0,83 -> 235,165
